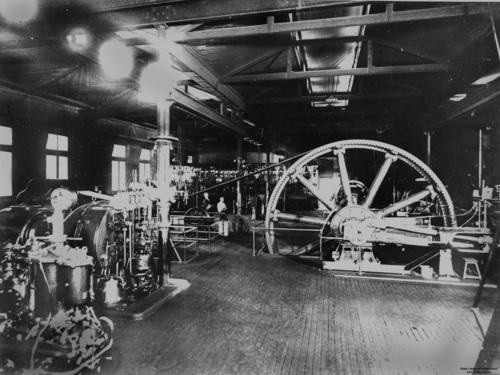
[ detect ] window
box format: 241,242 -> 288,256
112,144 -> 126,191
46,133 -> 68,180
139,148 -> 151,182
0,126 -> 13,197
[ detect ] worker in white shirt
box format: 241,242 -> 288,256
217,196 -> 229,237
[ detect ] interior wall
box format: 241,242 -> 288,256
0,97 -> 152,208
432,124 -> 499,210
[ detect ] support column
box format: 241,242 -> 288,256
265,147 -> 271,211
424,131 -> 432,166
236,136 -> 243,215
177,122 -> 185,165
156,24 -> 174,286
478,127 -> 485,228
478,127 -> 484,193
157,100 -> 174,286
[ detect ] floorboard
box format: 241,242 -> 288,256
102,236 -> 496,375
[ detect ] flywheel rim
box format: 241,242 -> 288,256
264,139 -> 456,254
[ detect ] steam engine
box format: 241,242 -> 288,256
0,189 -> 113,374
64,187 -> 164,306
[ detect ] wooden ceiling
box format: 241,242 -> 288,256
0,1 -> 499,151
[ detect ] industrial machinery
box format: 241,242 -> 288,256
264,140 -> 493,278
0,188 -> 113,374
65,183 -> 170,307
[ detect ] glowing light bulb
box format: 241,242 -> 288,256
138,59 -> 180,103
98,39 -> 134,80
66,28 -> 91,52
0,0 -> 38,24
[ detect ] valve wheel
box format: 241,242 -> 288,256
264,140 -> 456,255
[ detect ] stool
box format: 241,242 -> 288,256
462,258 -> 481,280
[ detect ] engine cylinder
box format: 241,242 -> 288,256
57,265 -> 90,306
33,261 -> 59,318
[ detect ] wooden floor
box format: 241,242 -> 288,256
104,236 -> 497,375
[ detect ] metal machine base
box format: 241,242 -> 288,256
323,244 -> 409,274
322,260 -> 407,274
100,278 -> 190,321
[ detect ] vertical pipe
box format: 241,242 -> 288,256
157,101 -> 173,286
425,131 -> 432,166
177,123 -> 185,165
479,128 -> 483,193
236,136 -> 243,215
156,24 -> 173,286
265,148 -> 271,210
478,128 -> 484,228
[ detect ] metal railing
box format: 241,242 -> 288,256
251,221 -> 321,256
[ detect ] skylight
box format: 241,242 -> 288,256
471,71 -> 500,85
448,93 -> 467,102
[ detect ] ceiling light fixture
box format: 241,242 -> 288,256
98,39 -> 134,80
138,59 -> 182,103
66,28 -> 91,52
0,0 -> 38,24
448,93 -> 467,102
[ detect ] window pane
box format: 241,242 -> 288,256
112,144 -> 126,158
119,161 -> 126,190
46,133 -> 58,150
57,135 -> 68,151
58,156 -> 68,179
0,151 -> 12,196
139,162 -> 150,181
140,148 -> 151,161
46,155 -> 57,179
0,126 -> 12,146
139,163 -> 144,181
112,160 -> 118,191
112,160 -> 127,191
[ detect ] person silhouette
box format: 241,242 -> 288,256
217,196 -> 228,237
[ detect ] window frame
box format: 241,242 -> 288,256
45,133 -> 69,181
111,144 -> 127,191
0,126 -> 13,197
138,148 -> 151,182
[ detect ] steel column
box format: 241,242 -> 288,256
177,122 -> 185,165
425,131 -> 432,166
156,25 -> 174,286
236,137 -> 243,215
479,128 -> 484,192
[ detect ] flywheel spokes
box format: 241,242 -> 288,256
264,140 -> 456,255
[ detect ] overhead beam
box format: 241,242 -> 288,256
267,121 -> 390,134
169,43 -> 246,110
178,3 -> 495,43
90,0 -> 366,28
171,89 -> 248,137
258,108 -> 392,121
95,118 -> 156,142
222,63 -> 448,83
81,103 -> 155,119
0,79 -> 88,114
250,91 -> 420,104
434,80 -> 500,126
221,48 -> 287,79
373,38 -> 444,64
128,34 -> 367,48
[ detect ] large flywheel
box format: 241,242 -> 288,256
264,140 -> 456,255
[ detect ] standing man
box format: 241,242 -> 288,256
217,196 -> 229,237
202,192 -> 212,215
